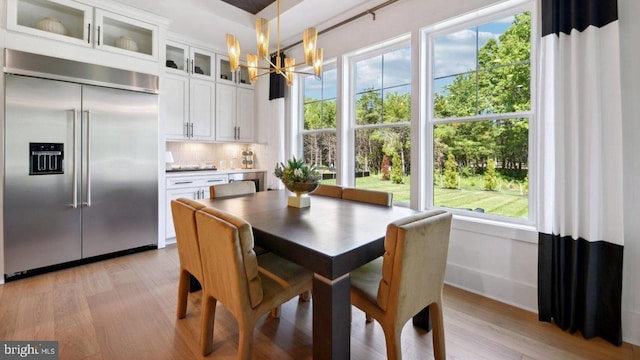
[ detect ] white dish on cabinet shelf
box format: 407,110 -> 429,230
114,36 -> 138,51
36,17 -> 68,35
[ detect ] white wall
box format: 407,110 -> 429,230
255,0 -> 640,346
619,0 -> 640,346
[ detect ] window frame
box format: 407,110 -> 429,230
298,60 -> 339,168
347,36 -> 412,203
423,0 -> 536,225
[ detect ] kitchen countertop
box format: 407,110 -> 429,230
165,168 -> 266,177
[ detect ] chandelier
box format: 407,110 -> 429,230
225,0 -> 323,86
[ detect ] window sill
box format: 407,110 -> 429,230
451,214 -> 538,244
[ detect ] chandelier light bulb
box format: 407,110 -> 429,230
224,0 -> 323,86
303,27 -> 318,66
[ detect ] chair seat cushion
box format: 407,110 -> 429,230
258,252 -> 313,288
350,257 -> 384,305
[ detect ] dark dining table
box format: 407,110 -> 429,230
198,190 -> 428,360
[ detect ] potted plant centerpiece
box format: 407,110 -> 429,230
274,156 -> 322,208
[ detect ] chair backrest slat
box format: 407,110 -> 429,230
312,184 -> 343,198
171,198 -> 207,282
377,210 -> 452,323
342,188 -> 392,207
195,207 -> 264,314
210,181 -> 256,199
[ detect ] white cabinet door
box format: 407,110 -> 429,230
94,9 -> 158,60
236,87 -> 255,142
190,47 -> 216,81
163,74 -> 189,140
166,40 -> 189,75
7,0 -> 93,47
8,0 -> 158,61
215,82 -> 237,141
190,78 -> 215,141
166,187 -> 200,239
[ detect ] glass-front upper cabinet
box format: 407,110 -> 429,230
165,40 -> 215,80
94,9 -> 157,60
8,0 -> 93,46
7,0 -> 159,61
216,54 -> 254,89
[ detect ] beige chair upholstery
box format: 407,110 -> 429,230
350,210 -> 452,360
170,198 -> 207,319
342,187 -> 393,206
311,184 -> 343,198
209,181 -> 256,199
196,206 -> 313,358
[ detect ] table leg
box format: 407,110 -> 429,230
412,305 -> 432,331
312,273 -> 351,360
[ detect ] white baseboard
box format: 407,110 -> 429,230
445,262 -> 640,346
445,262 -> 538,313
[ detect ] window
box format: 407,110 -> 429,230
429,9 -> 532,220
353,44 -> 411,204
302,66 -> 337,182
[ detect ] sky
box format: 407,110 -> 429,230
303,14 -> 518,101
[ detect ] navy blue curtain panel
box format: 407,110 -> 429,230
269,54 -> 285,100
537,0 -> 624,346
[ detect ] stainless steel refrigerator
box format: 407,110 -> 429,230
4,50 -> 159,277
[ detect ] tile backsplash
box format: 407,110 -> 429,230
165,142 -> 267,170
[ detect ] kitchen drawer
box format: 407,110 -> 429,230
166,174 -> 228,189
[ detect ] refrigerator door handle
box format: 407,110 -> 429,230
70,109 -> 79,208
84,110 -> 92,207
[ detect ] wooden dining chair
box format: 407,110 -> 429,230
311,184 -> 343,198
342,187 -> 393,206
350,210 -> 452,360
209,181 -> 256,199
195,206 -> 313,358
170,198 -> 207,319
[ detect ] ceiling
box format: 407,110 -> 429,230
221,0 -> 274,15
117,0 -> 382,52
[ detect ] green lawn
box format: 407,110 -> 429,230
322,173 -> 528,219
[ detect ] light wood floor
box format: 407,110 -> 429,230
0,246 -> 638,360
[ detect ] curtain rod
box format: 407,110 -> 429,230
277,0 -> 400,54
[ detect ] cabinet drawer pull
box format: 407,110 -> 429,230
174,181 -> 193,185
207,179 -> 224,183
87,23 -> 91,44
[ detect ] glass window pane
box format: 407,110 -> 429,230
323,68 -> 337,100
355,90 -> 382,125
382,47 -> 411,89
477,63 -> 531,114
382,85 -> 411,123
354,126 -> 411,204
355,55 -> 382,93
321,99 -> 337,128
303,131 -> 337,169
433,118 -> 529,219
433,73 -> 477,118
477,13 -> 530,70
304,75 -> 322,102
433,27 -> 477,79
304,101 -> 323,130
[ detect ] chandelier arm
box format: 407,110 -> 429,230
237,63 -> 273,71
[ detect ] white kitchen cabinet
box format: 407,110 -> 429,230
165,173 -> 228,240
164,40 -> 217,141
216,54 -> 253,89
7,0 -> 159,61
215,55 -> 255,142
164,72 -> 215,141
165,40 -> 215,81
